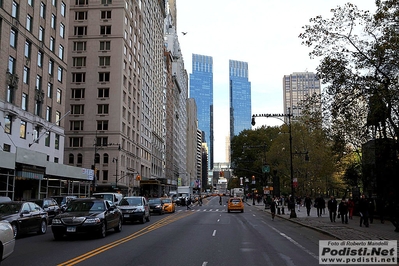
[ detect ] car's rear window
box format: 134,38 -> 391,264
230,199 -> 242,204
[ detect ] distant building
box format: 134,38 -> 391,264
283,72 -> 321,118
229,60 -> 251,139
190,54 -> 214,170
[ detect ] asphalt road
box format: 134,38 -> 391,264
3,196 -> 336,266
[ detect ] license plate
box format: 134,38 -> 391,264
67,227 -> 76,232
124,214 -> 129,218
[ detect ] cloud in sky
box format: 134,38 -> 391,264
176,0 -> 377,162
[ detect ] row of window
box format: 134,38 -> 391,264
72,56 -> 111,67
70,120 -> 108,131
75,10 -> 111,20
69,136 -> 107,148
12,1 -> 66,19
75,0 -> 112,6
73,41 -> 110,51
68,153 -> 110,180
70,104 -> 109,115
4,115 -> 60,149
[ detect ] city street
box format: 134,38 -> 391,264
3,196 -> 335,266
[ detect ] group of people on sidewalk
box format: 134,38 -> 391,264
267,194 -> 377,228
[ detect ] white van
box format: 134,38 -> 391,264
93,192 -> 123,205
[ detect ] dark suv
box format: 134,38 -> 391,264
32,198 -> 61,224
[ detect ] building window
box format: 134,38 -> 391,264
100,41 -> 111,51
100,26 -> 111,35
60,23 -> 65,38
76,0 -> 88,5
26,15 -> 33,32
55,111 -> 61,126
7,86 -> 15,103
73,57 -> 86,67
55,134 -> 60,149
98,72 -> 110,82
56,88 -> 62,103
48,59 -> 54,75
12,1 -> 18,18
52,0 -> 57,7
36,75 -> 42,90
23,66 -> 30,84
101,0 -> 112,5
97,120 -> 108,130
74,26 -> 87,36
3,144 -> 11,152
71,88 -> 85,99
72,73 -> 86,83
28,0 -> 34,7
54,157 -> 59,163
97,104 -> 109,114
99,56 -> 110,66
75,11 -> 88,20
73,41 -> 86,51
39,26 -> 44,42
58,45 -> 64,60
10,29 -> 17,48
25,40 -> 32,58
70,120 -> 84,131
40,2 -> 46,18
69,154 -> 74,164
4,116 -> 12,134
57,67 -> 63,82
49,37 -> 55,52
47,82 -> 53,98
61,2 -> 66,16
70,137 -> 83,147
46,106 -> 52,122
37,51 -> 43,68
101,11 -> 111,19
45,132 -> 50,147
103,154 -> 109,164
8,56 -> 16,74
98,88 -> 109,98
22,93 -> 28,110
77,153 -> 83,165
96,137 -> 108,147
102,170 -> 108,181
51,14 -> 56,29
71,105 -> 84,115
20,121 -> 27,139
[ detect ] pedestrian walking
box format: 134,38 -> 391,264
219,195 -> 222,205
296,197 -> 302,212
327,196 -> 338,222
347,197 -> 355,219
304,195 -> 312,216
186,197 -> 192,210
359,194 -> 369,227
338,198 -> 348,224
315,195 -> 323,217
270,197 -> 277,220
368,197 -> 375,224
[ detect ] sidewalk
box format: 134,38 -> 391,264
249,202 -> 399,242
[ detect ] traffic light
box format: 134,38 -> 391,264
136,175 -> 141,181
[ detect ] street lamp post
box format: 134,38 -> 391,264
251,108 -> 297,218
112,157 -> 118,189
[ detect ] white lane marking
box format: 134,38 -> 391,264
202,262 -> 208,266
212,230 -> 217,237
263,221 -> 319,261
217,219 -> 220,222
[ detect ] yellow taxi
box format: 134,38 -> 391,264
227,197 -> 244,213
161,197 -> 176,213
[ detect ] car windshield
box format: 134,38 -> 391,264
149,199 -> 161,204
162,199 -> 171,203
66,201 -> 105,212
0,203 -> 21,214
119,198 -> 142,206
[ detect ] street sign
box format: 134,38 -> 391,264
262,165 -> 270,173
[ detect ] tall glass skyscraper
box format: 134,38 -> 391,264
229,60 -> 251,139
190,54 -> 214,170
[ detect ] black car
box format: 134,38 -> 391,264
51,198 -> 122,239
51,196 -> 77,211
148,198 -> 164,215
32,198 -> 61,224
0,201 -> 48,238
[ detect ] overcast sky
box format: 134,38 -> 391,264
175,0 -> 377,163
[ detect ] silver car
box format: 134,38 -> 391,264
118,197 -> 150,224
0,220 -> 15,261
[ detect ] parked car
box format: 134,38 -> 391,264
117,196 -> 150,224
93,193 -> 123,205
0,221 -> 15,262
32,198 -> 61,224
0,201 -> 48,238
51,196 -> 77,211
0,197 -> 12,203
51,198 -> 122,239
227,197 -> 244,213
161,197 -> 175,213
148,198 -> 164,215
